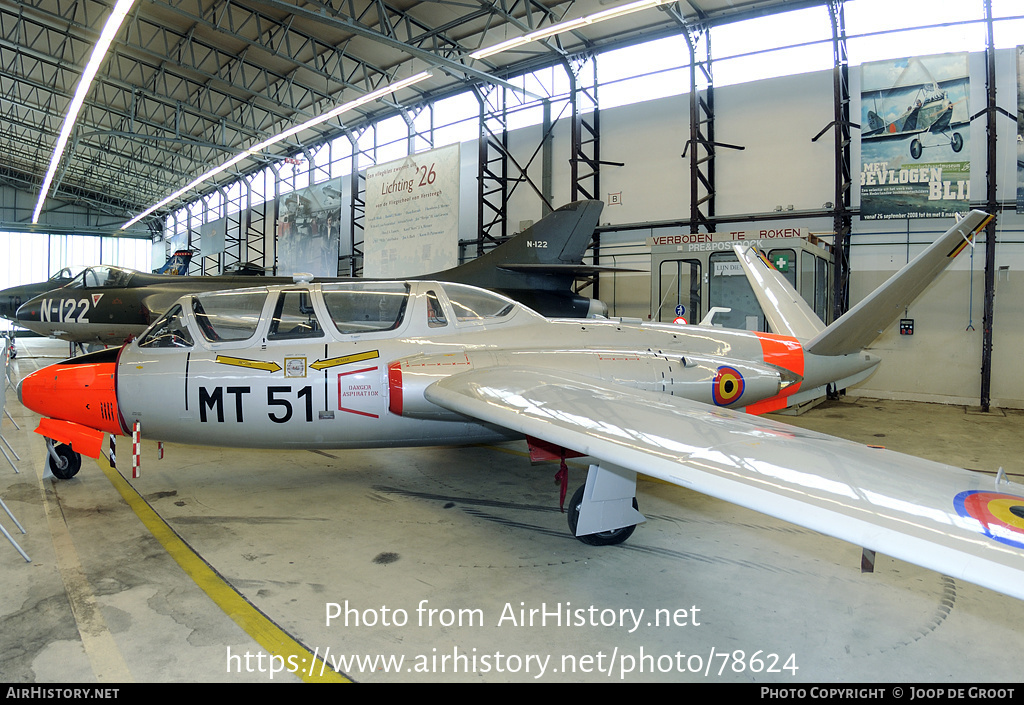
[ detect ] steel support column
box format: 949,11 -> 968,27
247,176 -> 272,276
224,184 -> 246,274
404,105 -> 434,156
473,82 -> 558,262
568,54 -> 605,299
475,84 -> 511,258
345,128 -> 375,277
829,0 -> 853,322
542,100 -> 554,217
980,0 -> 998,411
569,55 -> 601,204
685,26 -> 715,234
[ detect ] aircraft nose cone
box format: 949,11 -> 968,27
15,299 -> 41,322
18,353 -> 124,436
18,366 -> 54,418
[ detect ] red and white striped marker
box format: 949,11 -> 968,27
131,422 -> 141,478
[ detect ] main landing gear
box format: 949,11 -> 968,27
566,463 -> 645,546
910,130 -> 963,160
45,439 -> 82,480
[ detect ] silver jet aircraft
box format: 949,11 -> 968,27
18,210 -> 1024,602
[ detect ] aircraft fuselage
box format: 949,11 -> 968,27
21,281 -> 878,452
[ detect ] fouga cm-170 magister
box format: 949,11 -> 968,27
18,210 -> 1024,602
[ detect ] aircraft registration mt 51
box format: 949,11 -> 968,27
18,210 -> 1024,603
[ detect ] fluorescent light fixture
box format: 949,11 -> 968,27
588,0 -> 664,23
526,17 -> 591,41
121,71 -> 433,230
469,0 -> 670,60
470,37 -> 532,60
32,0 -> 137,224
120,0 -> 669,230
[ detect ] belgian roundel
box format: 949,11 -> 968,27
953,490 -> 1024,550
713,365 -> 745,406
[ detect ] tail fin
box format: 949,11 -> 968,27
153,250 -> 194,275
482,200 -> 605,273
439,200 -> 605,290
733,244 -> 825,340
806,210 -> 993,357
434,200 -> 608,318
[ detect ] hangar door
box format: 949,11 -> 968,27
655,259 -> 701,325
652,236 -> 832,332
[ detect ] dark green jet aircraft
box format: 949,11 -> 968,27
0,250 -> 194,323
7,201 -> 609,347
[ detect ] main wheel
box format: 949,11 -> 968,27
951,132 -> 963,153
48,444 -> 82,480
910,138 -> 923,159
566,484 -> 638,546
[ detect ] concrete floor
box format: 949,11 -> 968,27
2,336 -> 1024,684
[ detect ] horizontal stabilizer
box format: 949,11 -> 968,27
733,244 -> 825,340
498,263 -> 643,274
807,210 -> 992,357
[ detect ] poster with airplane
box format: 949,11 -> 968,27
860,52 -> 970,220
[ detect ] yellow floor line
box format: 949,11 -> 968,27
94,454 -> 349,683
37,461 -> 134,683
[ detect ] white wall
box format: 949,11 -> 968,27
841,47 -> 1024,407
491,51 -> 1024,408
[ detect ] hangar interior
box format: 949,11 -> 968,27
2,0 -> 1024,684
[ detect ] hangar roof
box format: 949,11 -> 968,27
1,0 -> 825,230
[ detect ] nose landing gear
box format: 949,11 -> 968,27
45,439 -> 82,479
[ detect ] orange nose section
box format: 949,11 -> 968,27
18,350 -> 124,435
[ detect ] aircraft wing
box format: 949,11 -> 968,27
862,128 -> 928,140
425,367 -> 1024,601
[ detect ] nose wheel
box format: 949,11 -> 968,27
45,440 -> 82,480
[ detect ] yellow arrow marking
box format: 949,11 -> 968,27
215,355 -> 282,373
310,349 -> 379,371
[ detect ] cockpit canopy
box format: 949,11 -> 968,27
48,265 -> 86,282
64,265 -> 135,290
137,281 -> 531,349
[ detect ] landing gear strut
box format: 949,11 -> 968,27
566,463 -> 645,546
909,130 -> 962,160
45,439 -> 82,480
